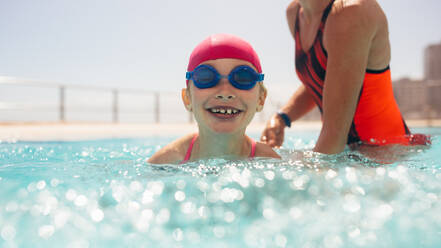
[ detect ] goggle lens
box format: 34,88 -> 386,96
193,66 -> 217,87
232,67 -> 256,86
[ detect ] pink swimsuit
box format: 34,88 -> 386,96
182,134 -> 256,163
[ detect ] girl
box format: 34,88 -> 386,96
148,34 -> 280,164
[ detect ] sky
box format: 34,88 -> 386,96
1,0 -> 440,105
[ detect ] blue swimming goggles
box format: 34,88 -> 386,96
186,64 -> 264,90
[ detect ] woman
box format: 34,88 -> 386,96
261,0 -> 429,154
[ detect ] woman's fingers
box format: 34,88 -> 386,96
261,115 -> 285,147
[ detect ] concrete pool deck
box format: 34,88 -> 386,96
0,119 -> 440,141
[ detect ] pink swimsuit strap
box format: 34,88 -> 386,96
249,138 -> 256,158
182,134 -> 198,163
181,134 -> 257,163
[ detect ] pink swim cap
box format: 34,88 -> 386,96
186,34 -> 262,85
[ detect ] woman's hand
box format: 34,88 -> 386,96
260,114 -> 286,148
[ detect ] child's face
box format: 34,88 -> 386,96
183,58 -> 266,134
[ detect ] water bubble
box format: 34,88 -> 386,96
128,201 -> 141,212
1,225 -> 16,241
345,167 -> 357,183
254,178 -> 265,188
90,208 -> 104,222
224,211 -> 235,223
291,175 -> 309,190
181,201 -> 196,214
343,194 -> 361,213
54,210 -> 71,228
275,234 -> 287,247
264,171 -> 275,181
135,211 -> 151,232
156,208 -> 170,224
129,181 -> 143,192
173,228 -> 184,241
282,170 -> 295,180
196,181 -> 210,192
220,188 -> 240,203
36,180 -> 46,190
27,182 -> 37,192
74,195 -> 88,207
198,206 -> 209,219
325,169 -> 338,180
148,181 -> 164,195
176,180 -> 186,189
388,170 -> 399,179
50,178 -> 60,187
65,189 -> 77,201
376,167 -> 386,177
175,191 -> 186,202
372,204 -> 394,220
142,190 -> 154,204
38,225 -> 55,239
289,207 -> 303,219
263,208 -> 275,220
213,226 -> 225,238
352,186 -> 366,196
347,226 -> 360,238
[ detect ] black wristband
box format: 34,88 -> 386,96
277,111 -> 291,128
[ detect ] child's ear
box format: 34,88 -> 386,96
256,84 -> 267,112
181,88 -> 192,112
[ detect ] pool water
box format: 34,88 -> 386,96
0,128 -> 440,247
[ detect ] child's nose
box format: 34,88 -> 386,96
216,94 -> 236,100
215,78 -> 236,100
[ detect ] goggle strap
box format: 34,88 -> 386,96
257,74 -> 264,81
185,72 -> 192,80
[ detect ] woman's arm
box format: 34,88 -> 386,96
286,0 -> 300,39
314,1 -> 378,154
261,85 -> 316,147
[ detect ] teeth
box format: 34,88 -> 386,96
209,108 -> 239,115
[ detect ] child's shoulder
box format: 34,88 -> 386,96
147,133 -> 197,164
254,141 -> 281,159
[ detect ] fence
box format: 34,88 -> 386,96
0,77 -> 283,124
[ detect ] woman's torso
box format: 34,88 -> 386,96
293,0 -> 411,145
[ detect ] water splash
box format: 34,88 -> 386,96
0,133 -> 440,247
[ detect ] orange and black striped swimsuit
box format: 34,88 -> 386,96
294,0 -> 428,145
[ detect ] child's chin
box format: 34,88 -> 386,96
210,125 -> 240,134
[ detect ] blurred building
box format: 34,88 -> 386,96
424,43 -> 441,80
393,78 -> 427,118
393,41 -> 441,119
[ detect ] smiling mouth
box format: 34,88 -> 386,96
206,107 -> 242,118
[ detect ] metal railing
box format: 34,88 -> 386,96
0,76 -> 283,124
0,76 -> 179,123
